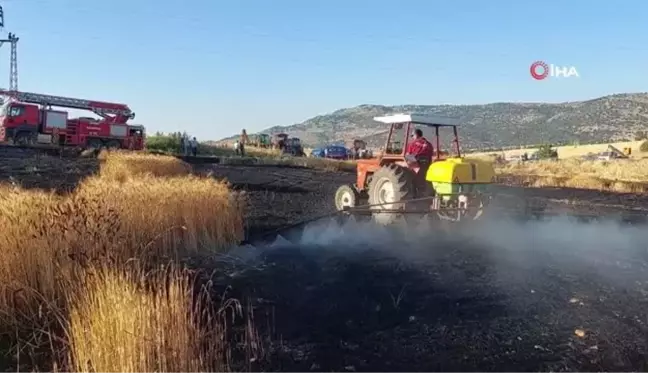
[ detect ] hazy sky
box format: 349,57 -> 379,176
1,0 -> 646,140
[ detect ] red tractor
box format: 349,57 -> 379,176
0,89 -> 145,150
334,113 -> 496,224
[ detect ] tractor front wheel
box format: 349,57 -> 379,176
367,164 -> 415,225
335,184 -> 360,211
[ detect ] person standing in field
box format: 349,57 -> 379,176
189,137 -> 198,157
183,134 -> 191,156
240,129 -> 249,157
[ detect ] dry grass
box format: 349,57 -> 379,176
469,140 -> 645,160
496,158 -> 648,192
0,151 -> 246,371
66,265 -> 228,373
76,174 -> 244,256
99,151 -> 193,180
245,146 -> 282,158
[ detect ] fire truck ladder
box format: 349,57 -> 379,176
0,89 -> 135,122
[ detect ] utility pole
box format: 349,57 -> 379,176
0,33 -> 19,91
7,33 -> 17,91
0,4 -> 18,91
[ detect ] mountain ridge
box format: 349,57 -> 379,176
217,93 -> 648,150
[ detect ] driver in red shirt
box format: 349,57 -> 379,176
406,128 -> 435,192
406,128 -> 434,163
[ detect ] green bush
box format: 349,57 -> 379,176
536,144 -> 558,159
144,132 -> 236,156
146,134 -> 182,153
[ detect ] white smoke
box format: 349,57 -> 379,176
236,213 -> 648,291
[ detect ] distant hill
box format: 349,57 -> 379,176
217,93 -> 648,150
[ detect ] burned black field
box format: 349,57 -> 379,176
1,153 -> 645,372
203,164 -> 648,372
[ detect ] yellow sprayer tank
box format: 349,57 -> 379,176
425,157 -> 495,196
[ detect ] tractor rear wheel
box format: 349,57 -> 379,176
367,164 -> 415,225
335,184 -> 360,211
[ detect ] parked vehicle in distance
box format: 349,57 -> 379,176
249,133 -> 271,148
282,137 -> 305,156
597,151 -> 628,161
311,144 -> 349,160
310,147 -> 325,157
596,145 -> 629,161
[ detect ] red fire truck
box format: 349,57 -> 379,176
0,89 -> 145,150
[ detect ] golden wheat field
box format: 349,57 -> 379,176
0,151 -> 244,371
495,158 -> 648,192
468,140 -> 646,160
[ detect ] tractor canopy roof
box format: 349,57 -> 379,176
373,113 -> 460,127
